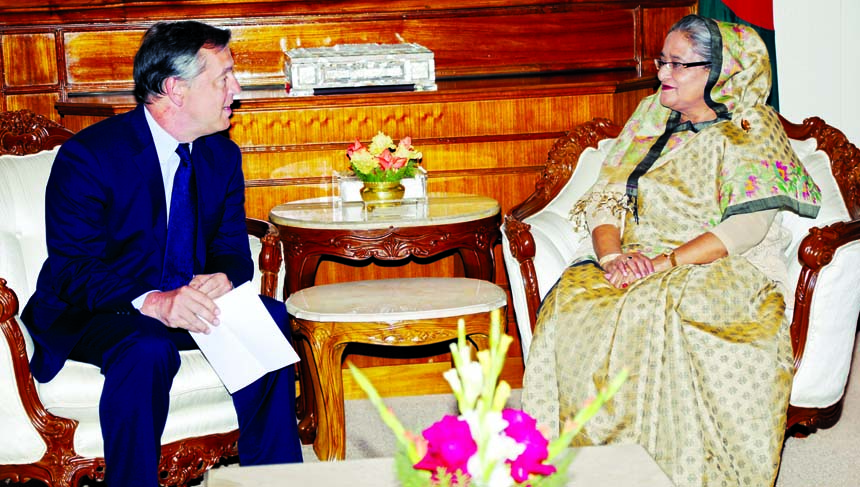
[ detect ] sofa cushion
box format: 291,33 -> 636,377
0,147 -> 57,304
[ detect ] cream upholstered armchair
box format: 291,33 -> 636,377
0,110 -> 283,486
502,117 -> 860,435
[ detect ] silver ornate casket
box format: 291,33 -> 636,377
284,43 -> 437,96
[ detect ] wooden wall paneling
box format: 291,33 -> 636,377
22,8 -> 641,95
0,0 -> 693,26
4,93 -> 62,121
1,32 -> 58,87
64,29 -> 142,92
642,5 -> 698,71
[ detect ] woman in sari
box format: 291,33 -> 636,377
522,15 -> 822,486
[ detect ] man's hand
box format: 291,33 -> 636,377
141,285 -> 220,334
189,272 -> 233,299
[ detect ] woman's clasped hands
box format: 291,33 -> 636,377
601,252 -> 656,289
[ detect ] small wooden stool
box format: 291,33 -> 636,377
286,277 -> 507,461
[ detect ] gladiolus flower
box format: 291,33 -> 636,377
414,415 -> 477,481
502,408 -> 556,482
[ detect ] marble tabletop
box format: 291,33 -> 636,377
285,277 -> 507,322
268,192 -> 499,231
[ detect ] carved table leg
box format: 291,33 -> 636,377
305,323 -> 349,461
294,334 -> 318,444
457,247 -> 496,282
284,253 -> 323,443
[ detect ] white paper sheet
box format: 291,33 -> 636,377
190,281 -> 300,393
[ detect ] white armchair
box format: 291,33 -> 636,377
0,110 -> 284,486
502,117 -> 860,435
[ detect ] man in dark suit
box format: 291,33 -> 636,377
22,21 -> 302,486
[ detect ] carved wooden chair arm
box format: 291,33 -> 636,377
245,217 -> 282,299
789,218 -> 860,369
507,118 -> 621,223
503,118 -> 623,335
502,217 -> 540,333
0,280 -> 78,459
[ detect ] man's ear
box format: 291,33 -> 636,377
163,76 -> 186,107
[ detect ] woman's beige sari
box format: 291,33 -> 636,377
522,20 -> 821,486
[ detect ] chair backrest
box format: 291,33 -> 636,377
0,110 -> 74,305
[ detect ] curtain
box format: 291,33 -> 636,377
698,0 -> 779,110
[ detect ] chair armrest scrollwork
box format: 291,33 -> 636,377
790,218 -> 860,369
245,218 -> 282,299
0,279 -> 79,460
508,118 -> 621,222
502,217 -> 540,333
780,115 -> 860,220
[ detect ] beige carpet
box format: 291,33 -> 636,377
304,339 -> 860,486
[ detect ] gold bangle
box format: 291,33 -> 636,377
663,249 -> 677,268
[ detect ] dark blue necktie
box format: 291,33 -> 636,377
161,143 -> 196,290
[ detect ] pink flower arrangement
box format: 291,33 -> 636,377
346,131 -> 422,182
349,310 -> 627,487
413,415 -> 476,483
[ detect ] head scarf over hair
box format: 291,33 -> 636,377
572,18 -> 820,228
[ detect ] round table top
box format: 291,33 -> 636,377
269,192 -> 499,230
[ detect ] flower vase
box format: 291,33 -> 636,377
360,181 -> 405,208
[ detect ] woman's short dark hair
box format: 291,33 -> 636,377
133,21 -> 232,104
668,14 -> 712,64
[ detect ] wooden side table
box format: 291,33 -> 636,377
286,277 -> 507,460
269,193 -> 502,445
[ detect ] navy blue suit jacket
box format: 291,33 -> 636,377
23,105 -> 253,383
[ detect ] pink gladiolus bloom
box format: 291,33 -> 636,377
413,415 -> 476,481
377,151 -> 408,171
502,409 -> 556,482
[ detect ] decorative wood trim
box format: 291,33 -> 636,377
246,217 -> 283,299
786,402 -> 844,437
780,114 -> 860,220
0,109 -> 73,155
